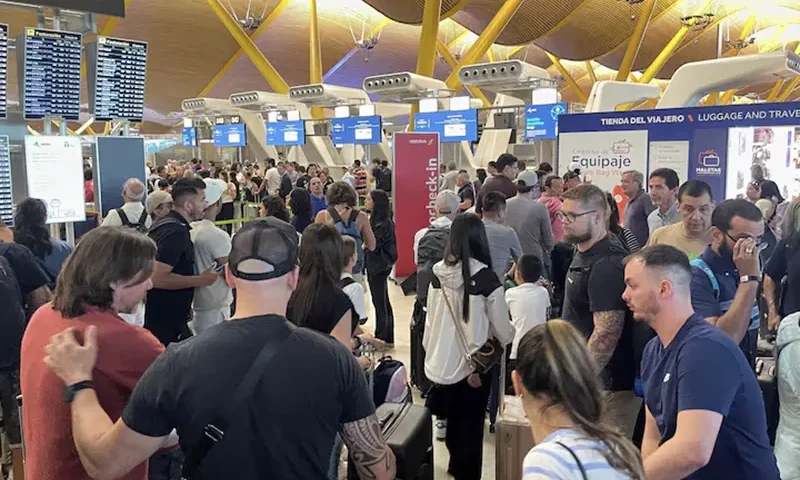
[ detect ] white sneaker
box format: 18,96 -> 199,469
434,419 -> 447,441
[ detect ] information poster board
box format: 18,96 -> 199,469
213,124 -> 247,147
266,120 -> 305,146
182,127 -> 197,147
558,130 -> 649,193
19,28 -> 82,120
25,136 -> 85,223
0,136 -> 11,225
414,110 -> 478,143
524,102 -> 567,140
393,132 -> 439,278
648,141 -> 690,185
86,36 -> 147,122
330,116 -> 382,144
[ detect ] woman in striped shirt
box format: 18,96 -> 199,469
512,320 -> 645,480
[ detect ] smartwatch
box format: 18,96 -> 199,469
63,380 -> 94,404
740,275 -> 762,284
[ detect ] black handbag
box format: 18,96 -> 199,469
181,322 -> 295,479
440,285 -> 502,375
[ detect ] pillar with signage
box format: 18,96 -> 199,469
393,132 -> 440,278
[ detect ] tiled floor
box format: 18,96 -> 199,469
361,279 -> 498,480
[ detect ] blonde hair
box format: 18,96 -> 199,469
515,320 -> 645,479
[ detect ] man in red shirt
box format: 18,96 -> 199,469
20,227 -> 167,480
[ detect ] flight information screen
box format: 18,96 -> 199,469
20,27 -> 82,120
0,25 -> 8,119
0,135 -> 11,226
87,36 -> 147,121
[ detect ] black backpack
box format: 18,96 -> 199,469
378,167 -> 392,192
415,226 -> 450,306
117,208 -> 149,234
0,244 -> 26,365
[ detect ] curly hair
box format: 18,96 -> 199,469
326,181 -> 358,208
13,198 -> 53,260
289,188 -> 313,221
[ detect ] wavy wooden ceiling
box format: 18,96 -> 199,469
3,0 -> 800,133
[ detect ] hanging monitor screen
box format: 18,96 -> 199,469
87,36 -> 147,122
0,25 -> 8,119
182,127 -> 197,147
523,103 -> 567,140
19,27 -> 82,120
0,136 -> 11,226
213,124 -> 247,147
414,109 -> 478,143
14,1 -> 125,16
330,116 -> 382,145
266,120 -> 305,146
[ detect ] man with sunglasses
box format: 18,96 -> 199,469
690,199 -> 765,369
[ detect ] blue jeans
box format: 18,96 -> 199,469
328,433 -> 343,480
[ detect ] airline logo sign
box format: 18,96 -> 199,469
558,130 -> 648,193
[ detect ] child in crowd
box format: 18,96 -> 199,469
341,237 -> 386,367
505,255 -> 551,364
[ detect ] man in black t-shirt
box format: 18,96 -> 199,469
41,218 -> 395,480
145,177 -> 218,345
455,170 -> 474,212
559,184 -> 639,438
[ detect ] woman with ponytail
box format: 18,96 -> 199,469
513,319 -> 645,480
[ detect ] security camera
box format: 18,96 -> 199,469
287,84 -> 369,105
363,72 -> 448,96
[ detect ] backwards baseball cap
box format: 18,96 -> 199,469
145,190 -> 173,214
229,217 -> 299,281
568,161 -> 582,174
516,170 -> 539,193
203,178 -> 225,205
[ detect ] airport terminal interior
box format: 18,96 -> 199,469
4,0 -> 800,479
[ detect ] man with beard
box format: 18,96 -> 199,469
689,199 -> 764,369
559,184 -> 638,438
622,245 -> 778,480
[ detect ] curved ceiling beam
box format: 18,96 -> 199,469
360,0 -> 465,25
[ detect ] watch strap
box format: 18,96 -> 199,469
740,275 -> 761,284
64,380 -> 94,403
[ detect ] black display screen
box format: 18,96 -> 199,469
19,28 -> 82,121
0,25 -> 7,119
87,36 -> 147,122
0,135 -> 11,226
15,1 -> 125,16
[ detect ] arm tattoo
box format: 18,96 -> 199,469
341,414 -> 396,480
588,310 -> 625,371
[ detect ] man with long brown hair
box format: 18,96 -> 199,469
20,227 -> 166,480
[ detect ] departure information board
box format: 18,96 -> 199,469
19,28 -> 82,120
87,36 -> 147,121
0,25 -> 8,119
0,136 -> 11,226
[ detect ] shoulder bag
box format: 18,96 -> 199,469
181,322 -> 296,479
440,284 -> 502,375
556,441 -> 588,480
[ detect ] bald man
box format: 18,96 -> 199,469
102,178 -> 153,230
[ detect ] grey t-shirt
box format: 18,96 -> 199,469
505,196 -> 554,269
482,219 -> 522,281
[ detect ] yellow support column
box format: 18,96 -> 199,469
309,0 -> 324,118
416,0 -> 442,77
444,0 -> 526,92
778,78 -> 800,102
548,53 -> 588,103
639,0 -> 714,85
585,61 -> 597,85
436,39 -> 490,107
447,30 -> 470,50
206,0 -> 289,93
615,0 -> 656,81
767,80 -> 785,102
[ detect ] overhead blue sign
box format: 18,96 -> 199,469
181,127 -> 196,147
524,102 -> 567,140
414,109 -> 478,143
266,120 -> 305,146
330,115 -> 382,144
213,123 -> 247,147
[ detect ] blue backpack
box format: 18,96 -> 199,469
328,207 -> 364,274
690,257 -> 759,330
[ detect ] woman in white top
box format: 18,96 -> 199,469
423,214 -> 513,480
216,171 -> 237,234
512,320 -> 645,480
775,312 -> 800,480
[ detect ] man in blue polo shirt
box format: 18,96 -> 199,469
689,199 -> 764,369
622,245 -> 778,480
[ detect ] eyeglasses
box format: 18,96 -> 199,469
557,210 -> 597,223
724,231 -> 768,252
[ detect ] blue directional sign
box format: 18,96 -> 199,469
213,123 -> 247,147
330,115 -> 382,144
414,109 -> 478,143
266,120 -> 305,146
181,127 -> 197,147
524,102 -> 567,140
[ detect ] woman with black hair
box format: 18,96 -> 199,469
424,214 -> 513,480
606,192 -> 640,253
760,179 -> 789,239
365,189 -> 397,345
259,194 -> 291,223
288,188 -> 314,234
13,198 -> 73,284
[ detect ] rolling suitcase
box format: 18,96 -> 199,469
755,357 -> 779,445
347,402 -> 433,480
495,355 -> 534,480
410,301 -> 432,396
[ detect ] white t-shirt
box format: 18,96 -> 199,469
266,167 -> 281,194
190,219 -> 233,311
523,429 -> 632,479
341,272 -> 366,323
102,202 -> 152,229
505,283 -> 550,359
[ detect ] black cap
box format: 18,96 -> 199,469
229,217 -> 299,281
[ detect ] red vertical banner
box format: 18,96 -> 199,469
392,132 -> 440,278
